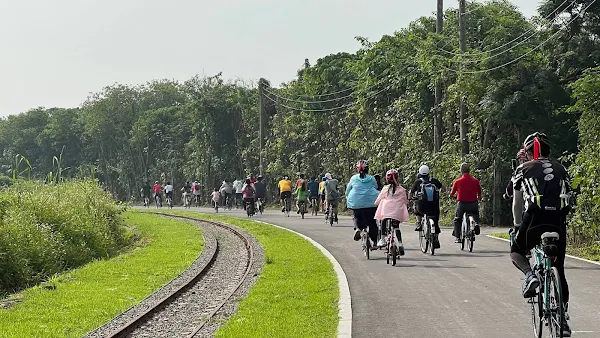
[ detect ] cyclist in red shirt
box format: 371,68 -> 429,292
450,163 -> 482,243
152,181 -> 163,203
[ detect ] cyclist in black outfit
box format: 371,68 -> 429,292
510,132 -> 571,337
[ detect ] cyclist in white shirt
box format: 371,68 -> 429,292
164,182 -> 174,201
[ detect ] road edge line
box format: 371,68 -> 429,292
486,234 -> 600,266
255,220 -> 352,338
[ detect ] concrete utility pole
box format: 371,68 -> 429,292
434,0 -> 444,153
459,0 -> 470,156
258,78 -> 266,176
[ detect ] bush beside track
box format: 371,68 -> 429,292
0,180 -> 129,295
151,210 -> 339,338
0,211 -> 204,337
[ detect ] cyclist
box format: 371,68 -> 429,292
192,180 -> 202,206
347,160 -> 380,246
375,169 -> 409,250
242,178 -> 256,215
232,178 -> 244,209
410,165 -> 443,245
294,179 -> 308,214
318,176 -> 327,213
510,132 -> 571,336
307,177 -> 320,211
141,181 -> 151,206
164,181 -> 174,205
219,180 -> 233,207
373,174 -> 384,191
254,175 -> 267,210
450,163 -> 481,243
181,181 -> 192,207
296,173 -> 306,188
278,175 -> 293,212
324,173 -> 340,223
152,181 -> 163,206
211,188 -> 221,208
248,174 -> 257,184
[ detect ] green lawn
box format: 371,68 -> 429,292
0,211 -> 203,338
490,232 -> 600,262
151,210 -> 339,338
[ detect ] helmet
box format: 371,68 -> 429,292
460,162 -> 470,173
523,132 -> 550,159
356,160 -> 369,174
322,176 -> 326,181
418,165 -> 430,176
257,175 -> 263,180
325,173 -> 332,180
386,169 -> 399,184
155,181 -> 159,184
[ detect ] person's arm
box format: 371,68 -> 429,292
345,181 -> 353,199
513,190 -> 524,226
450,180 -> 457,198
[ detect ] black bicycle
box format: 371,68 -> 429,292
529,231 -> 565,338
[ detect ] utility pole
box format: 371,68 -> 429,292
258,78 -> 265,176
434,0 -> 444,153
459,0 -> 470,156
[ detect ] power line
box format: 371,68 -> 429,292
441,0 -> 597,74
437,0 -> 573,58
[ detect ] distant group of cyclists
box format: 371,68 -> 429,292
136,131 -> 571,336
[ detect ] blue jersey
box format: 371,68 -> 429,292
307,180 -> 319,197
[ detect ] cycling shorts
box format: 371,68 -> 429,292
280,191 -> 292,200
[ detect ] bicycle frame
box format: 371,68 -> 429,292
532,246 -> 552,316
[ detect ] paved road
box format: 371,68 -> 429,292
170,207 -> 600,337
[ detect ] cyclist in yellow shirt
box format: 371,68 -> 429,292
278,175 -> 293,212
318,176 -> 326,213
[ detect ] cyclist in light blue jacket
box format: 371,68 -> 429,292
346,160 -> 380,246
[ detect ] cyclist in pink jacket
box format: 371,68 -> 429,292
375,169 -> 409,249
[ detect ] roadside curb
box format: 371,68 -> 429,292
255,220 -> 352,338
486,234 -> 600,266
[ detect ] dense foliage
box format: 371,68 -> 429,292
1,1 -> 598,242
0,180 -> 127,295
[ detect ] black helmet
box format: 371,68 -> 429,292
523,132 -> 550,158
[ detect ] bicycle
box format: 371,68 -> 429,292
418,213 -> 436,255
324,202 -> 337,226
225,194 -> 233,210
529,231 -> 565,338
383,219 -> 404,266
255,197 -> 264,215
245,199 -> 255,217
213,200 -> 219,213
143,195 -> 150,208
182,193 -> 192,209
298,200 -> 307,219
459,212 -> 476,252
165,194 -> 173,209
284,196 -> 291,217
154,194 -> 163,209
361,228 -> 372,260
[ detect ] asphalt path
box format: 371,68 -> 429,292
162,206 -> 600,337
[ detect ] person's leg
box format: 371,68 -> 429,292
366,208 -> 379,245
352,209 -> 364,241
510,212 -> 539,298
415,213 -> 423,231
453,202 -> 464,240
466,202 -> 481,234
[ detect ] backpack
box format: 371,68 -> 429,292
246,184 -> 255,195
419,178 -> 439,202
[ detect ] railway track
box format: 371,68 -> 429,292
95,214 -> 258,338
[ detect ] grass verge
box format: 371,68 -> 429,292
150,210 -> 339,338
0,211 -> 203,338
490,232 -> 600,262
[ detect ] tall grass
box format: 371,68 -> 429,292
0,180 -> 128,296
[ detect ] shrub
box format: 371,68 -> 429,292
0,180 -> 128,295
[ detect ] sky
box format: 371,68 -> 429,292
0,0 -> 541,117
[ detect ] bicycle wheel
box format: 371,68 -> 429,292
386,243 -> 390,265
391,245 -> 397,266
419,225 -> 428,254
468,235 -> 474,252
548,267 -> 564,338
429,226 -> 435,256
530,283 -> 543,338
363,233 -> 370,260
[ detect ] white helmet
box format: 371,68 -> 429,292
418,165 -> 430,176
